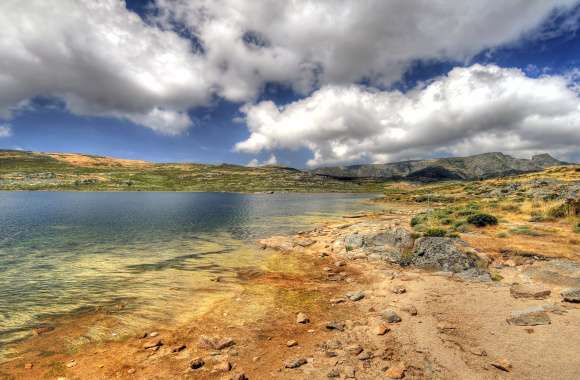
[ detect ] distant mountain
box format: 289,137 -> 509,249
311,152 -> 568,181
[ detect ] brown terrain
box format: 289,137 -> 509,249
1,167 -> 579,380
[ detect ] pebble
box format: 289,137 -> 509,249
375,324 -> 391,335
510,284 -> 551,299
335,261 -> 346,267
231,374 -> 249,380
198,336 -> 236,350
346,344 -> 363,355
490,358 -> 512,372
65,360 -> 77,368
401,305 -> 418,316
561,288 -> 580,303
326,321 -> 346,331
148,331 -> 159,337
143,339 -> 163,350
286,340 -> 298,347
285,358 -> 307,369
385,362 -> 406,378
391,286 -> 406,294
172,344 -> 187,352
327,368 -> 340,378
190,357 -> 205,369
346,291 -> 365,301
343,366 -> 356,378
330,297 -> 347,304
127,368 -> 136,374
357,351 -> 372,361
296,312 -> 310,324
24,363 -> 33,369
212,361 -> 232,373
382,309 -> 402,323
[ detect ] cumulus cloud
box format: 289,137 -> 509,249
0,124 -> 12,138
236,65 -> 580,166
246,154 -> 278,167
0,0 -> 578,136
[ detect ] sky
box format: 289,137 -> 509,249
0,1 -> 579,167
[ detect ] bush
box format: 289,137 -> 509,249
424,227 -> 447,237
466,213 -> 498,227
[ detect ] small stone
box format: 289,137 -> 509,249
346,344 -> 363,355
469,347 -> 487,356
65,360 -> 77,368
346,291 -> 365,301
327,368 -> 340,378
198,336 -> 235,350
286,340 -> 298,347
32,326 -> 55,336
148,331 -> 159,337
335,260 -> 346,267
231,373 -> 248,380
391,286 -> 406,294
127,368 -> 136,374
401,305 -> 418,316
325,321 -> 346,331
172,344 -> 187,352
212,361 -> 232,373
375,324 -> 390,335
285,358 -> 307,369
296,312 -> 310,324
561,288 -> 580,303
143,339 -> 163,350
490,358 -> 512,372
24,363 -> 33,369
343,366 -> 356,378
330,297 -> 347,304
385,362 -> 406,378
382,309 -> 402,323
510,284 -> 551,299
357,351 -> 372,361
190,357 -> 205,369
507,307 -> 551,326
324,351 -> 338,357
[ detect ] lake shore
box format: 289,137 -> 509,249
2,200 -> 580,379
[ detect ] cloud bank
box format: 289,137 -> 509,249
0,124 -> 12,138
236,65 -> 580,166
0,0 -> 578,136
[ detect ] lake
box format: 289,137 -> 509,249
0,192 -> 375,355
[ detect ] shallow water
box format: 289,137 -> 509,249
0,192 -> 375,353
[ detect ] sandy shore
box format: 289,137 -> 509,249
2,204 -> 580,380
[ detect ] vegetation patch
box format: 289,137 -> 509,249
466,213 -> 498,227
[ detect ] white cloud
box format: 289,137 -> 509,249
0,0 -> 578,136
236,64 -> 580,166
0,124 -> 12,138
246,154 -> 278,167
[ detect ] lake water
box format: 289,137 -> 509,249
0,192 -> 375,355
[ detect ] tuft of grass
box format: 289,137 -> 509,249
510,226 -> 542,236
424,227 -> 447,237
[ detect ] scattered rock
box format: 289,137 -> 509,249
143,339 -> 163,350
344,234 -> 364,250
231,373 -> 248,380
391,286 -> 406,294
148,331 -> 159,337
401,305 -> 418,316
190,358 -> 205,370
507,307 -> 551,326
296,239 -> 316,247
327,368 -> 340,378
490,358 -> 512,372
32,326 -> 55,336
212,361 -> 232,373
335,260 -> 347,267
540,303 -> 567,315
382,309 -> 402,323
561,288 -> 580,303
24,363 -> 33,369
510,284 -> 551,299
385,362 -> 406,378
286,340 -> 298,347
346,291 -> 365,301
330,297 -> 347,304
469,347 -> 487,357
172,344 -> 187,352
357,351 -> 372,360
325,321 -> 346,331
343,366 -> 356,378
375,324 -> 391,335
285,358 -> 307,369
296,312 -> 310,324
346,344 -> 363,355
65,360 -> 77,368
198,336 -> 236,350
127,368 -> 136,374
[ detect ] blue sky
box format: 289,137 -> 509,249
1,1 -> 579,167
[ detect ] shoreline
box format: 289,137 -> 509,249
1,200 -> 580,379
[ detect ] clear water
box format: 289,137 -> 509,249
0,192 -> 375,352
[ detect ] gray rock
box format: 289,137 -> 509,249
285,358 -> 307,369
382,309 -> 402,323
366,227 -> 414,249
346,291 -> 365,301
561,288 -> 580,303
325,321 -> 346,331
327,368 -> 340,378
411,237 -> 481,273
344,233 -> 364,250
507,307 -> 551,326
190,358 -> 205,369
510,284 -> 551,299
296,312 -> 310,324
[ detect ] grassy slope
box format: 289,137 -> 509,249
0,150 -> 387,192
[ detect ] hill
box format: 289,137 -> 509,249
311,152 -> 567,181
0,150 -> 384,192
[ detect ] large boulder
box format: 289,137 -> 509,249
361,227 -> 415,263
410,237 -> 482,273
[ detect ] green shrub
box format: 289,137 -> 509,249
410,215 -> 424,227
466,213 -> 498,227
424,227 -> 447,237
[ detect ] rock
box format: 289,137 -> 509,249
172,344 -> 187,352
391,286 -> 406,294
286,340 -> 298,347
231,374 -> 248,380
143,339 -> 163,350
385,362 -> 406,378
344,233 -> 364,250
212,361 -> 232,373
190,358 -> 205,369
411,237 -> 482,273
357,351 -> 372,360
198,336 -> 236,350
382,309 -> 402,323
330,297 -> 347,304
335,260 -> 346,267
367,228 -> 414,249
510,284 -> 551,299
346,291 -> 365,301
507,307 -> 551,326
65,360 -> 77,368
327,368 -> 340,378
343,366 -> 356,378
540,303 -> 567,315
561,288 -> 580,303
325,321 -> 346,331
32,326 -> 55,336
285,358 -> 307,369
24,363 -> 33,369
127,368 -> 136,374
490,358 -> 512,372
401,305 -> 418,316
148,331 -> 159,337
296,312 -> 310,324
324,351 -> 338,357
375,324 -> 391,335
296,239 -> 316,247
346,344 -> 363,355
